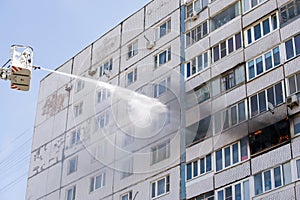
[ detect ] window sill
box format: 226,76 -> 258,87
152,191 -> 170,200
186,170 -> 213,182
215,158 -> 250,174
244,28 -> 279,49
247,63 -> 282,83
185,65 -> 210,81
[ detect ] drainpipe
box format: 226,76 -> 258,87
180,3 -> 186,200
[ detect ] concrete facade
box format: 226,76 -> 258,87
26,0 -> 300,200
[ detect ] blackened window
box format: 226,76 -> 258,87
249,119 -> 290,155
186,116 -> 212,146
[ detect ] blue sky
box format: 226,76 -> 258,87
0,0 -> 150,199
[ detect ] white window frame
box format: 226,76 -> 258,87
185,0 -> 208,19
279,0 -> 300,25
74,101 -> 83,117
128,40 -> 138,59
249,81 -> 285,118
185,51 -> 209,79
151,140 -> 170,164
153,76 -> 171,98
90,172 -> 106,192
287,72 -> 300,96
185,21 -> 208,47
155,18 -> 171,41
70,129 -> 81,147
242,0 -> 266,13
97,88 -> 111,103
186,153 -> 213,181
67,156 -> 78,175
75,79 -> 85,93
246,46 -> 281,81
216,179 -> 250,200
244,12 -> 279,46
212,32 -> 242,63
98,110 -> 110,129
66,185 -> 76,200
254,163 -> 291,195
126,68 -> 137,86
215,138 -> 249,172
121,191 -> 133,200
285,33 -> 300,60
99,58 -> 112,77
151,175 -> 170,199
154,47 -> 171,68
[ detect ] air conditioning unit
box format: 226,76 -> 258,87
146,41 -> 155,50
287,94 -> 299,109
88,67 -> 97,76
189,11 -> 199,21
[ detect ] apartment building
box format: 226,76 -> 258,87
26,0 -> 300,200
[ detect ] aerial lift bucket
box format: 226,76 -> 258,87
9,45 -> 33,91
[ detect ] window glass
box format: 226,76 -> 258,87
273,47 -> 280,66
247,29 -> 252,44
256,57 -> 263,75
231,106 -> 238,126
248,60 -> 255,79
216,150 -> 223,171
213,46 -> 220,62
275,83 -> 283,104
224,146 -> 231,167
223,110 -> 229,129
198,54 -> 203,71
262,19 -> 270,35
235,33 -> 242,49
204,52 -> 208,68
243,180 -> 250,200
225,187 -> 232,200
264,170 -> 272,191
206,154 -> 212,171
228,37 -> 234,53
238,101 -> 246,122
240,137 -> 248,161
235,183 -> 241,200
296,159 -> 300,178
267,87 -> 275,106
254,24 -> 262,40
212,78 -> 220,96
187,163 -> 192,180
295,34 -> 300,55
251,95 -> 258,117
264,51 -> 272,70
218,190 -> 224,200
200,158 -> 205,174
285,39 -> 295,60
274,166 -> 282,187
193,161 -> 198,177
272,14 -> 278,29
157,178 -> 166,196
283,162 -> 292,185
297,74 -> 300,92
254,173 -> 263,195
258,91 -> 266,113
235,65 -> 245,85
232,143 -> 239,164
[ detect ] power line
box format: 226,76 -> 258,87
0,172 -> 27,193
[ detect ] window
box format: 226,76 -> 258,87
185,51 -> 209,78
279,0 -> 300,26
296,159 -> 300,179
153,77 -> 171,98
186,154 -> 212,180
151,175 -> 170,198
188,191 -> 214,200
212,33 -> 242,62
127,68 -> 137,86
211,2 -> 240,31
245,13 -> 278,46
293,116 -> 300,135
217,180 -> 250,200
185,0 -> 208,19
151,141 -> 170,164
121,191 -> 133,200
247,46 -> 280,80
70,129 -> 80,147
154,48 -> 171,68
122,158 -> 133,178
285,33 -> 300,60
186,21 -> 208,47
98,111 -> 110,129
287,72 -> 300,95
97,88 -> 110,103
186,116 -> 212,146
90,142 -> 107,163
243,0 -> 266,13
128,40 -> 138,58
90,172 -> 105,192
99,59 -> 112,77
249,82 -> 284,117
254,163 -> 292,195
75,79 -> 84,92
66,186 -> 76,200
249,119 -> 290,155
215,138 -> 248,172
186,83 -> 210,108
213,100 -> 247,134
74,101 -> 83,117
67,156 -> 78,175
212,65 -> 245,97
156,19 -> 171,40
